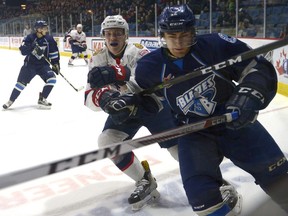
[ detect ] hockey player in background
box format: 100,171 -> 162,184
84,15 -> 180,210
3,20 -> 60,110
97,4 -> 288,216
67,24 -> 88,66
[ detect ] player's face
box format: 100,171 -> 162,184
36,26 -> 49,36
77,27 -> 82,32
103,28 -> 126,55
163,31 -> 194,58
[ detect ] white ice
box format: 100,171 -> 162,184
0,48 -> 288,216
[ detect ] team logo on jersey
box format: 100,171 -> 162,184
176,75 -> 217,116
218,33 -> 237,43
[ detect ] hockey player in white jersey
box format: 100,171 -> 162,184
84,15 -> 180,210
67,24 -> 88,65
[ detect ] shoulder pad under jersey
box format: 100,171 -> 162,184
92,48 -> 105,56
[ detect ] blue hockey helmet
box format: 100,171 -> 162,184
158,4 -> 195,33
34,20 -> 48,30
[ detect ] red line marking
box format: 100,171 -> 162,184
260,106 -> 288,115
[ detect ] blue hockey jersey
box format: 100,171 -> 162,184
135,33 -> 277,120
20,33 -> 60,65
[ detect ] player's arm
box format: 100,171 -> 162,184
19,35 -> 36,55
85,63 -> 130,112
90,86 -> 162,124
48,36 -> 60,63
80,33 -> 87,49
48,36 -> 60,74
85,54 -> 108,112
217,36 -> 277,108
225,55 -> 277,130
235,56 -> 277,108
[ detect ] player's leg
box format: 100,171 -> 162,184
222,121 -> 288,213
143,103 -> 179,160
81,50 -> 89,64
178,132 -> 241,216
98,117 -> 159,210
37,65 -> 56,109
98,128 -> 142,182
68,45 -> 79,66
68,53 -> 78,65
3,65 -> 35,109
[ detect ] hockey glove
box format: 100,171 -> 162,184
52,63 -> 60,75
81,43 -> 87,50
88,65 -> 131,88
225,85 -> 265,130
31,44 -> 44,59
99,90 -> 139,125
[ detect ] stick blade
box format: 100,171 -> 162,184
76,86 -> 85,92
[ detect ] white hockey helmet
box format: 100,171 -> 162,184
76,24 -> 83,31
100,15 -> 129,38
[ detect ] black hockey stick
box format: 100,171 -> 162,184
41,53 -> 85,92
0,112 -> 237,189
141,37 -> 288,95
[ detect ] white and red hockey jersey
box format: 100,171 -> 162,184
84,43 -> 150,111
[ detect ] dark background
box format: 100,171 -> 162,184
5,0 -> 27,7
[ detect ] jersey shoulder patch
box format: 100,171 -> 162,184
133,43 -> 144,49
92,48 -> 105,56
218,33 -> 237,43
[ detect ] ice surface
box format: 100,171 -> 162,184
0,49 -> 287,216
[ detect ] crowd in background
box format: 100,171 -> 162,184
0,0 -> 287,38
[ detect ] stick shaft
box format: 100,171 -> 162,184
42,55 -> 84,92
0,112 -> 237,189
142,38 -> 288,94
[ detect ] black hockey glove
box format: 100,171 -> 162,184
31,43 -> 44,59
99,90 -> 139,125
52,63 -> 60,75
88,65 -> 131,88
225,85 -> 265,130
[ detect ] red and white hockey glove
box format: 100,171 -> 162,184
92,87 -> 138,124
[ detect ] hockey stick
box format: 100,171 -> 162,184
41,54 -> 85,92
0,112 -> 238,189
141,37 -> 288,94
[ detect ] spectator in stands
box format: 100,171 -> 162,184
23,24 -> 32,37
239,8 -> 253,26
201,0 -> 218,12
216,10 -> 235,27
280,24 -> 288,38
238,18 -> 257,37
227,0 -> 235,13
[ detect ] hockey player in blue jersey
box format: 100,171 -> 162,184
97,4 -> 288,216
3,20 -> 60,110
